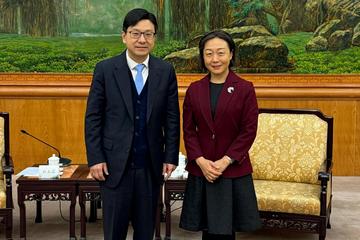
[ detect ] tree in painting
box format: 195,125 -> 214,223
0,0 -> 70,36
154,0 -> 233,40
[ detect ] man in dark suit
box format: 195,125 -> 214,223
85,8 -> 180,240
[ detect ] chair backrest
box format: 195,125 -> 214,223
249,109 -> 333,184
0,112 -> 9,164
0,112 -> 11,209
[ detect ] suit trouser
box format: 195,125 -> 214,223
100,167 -> 159,240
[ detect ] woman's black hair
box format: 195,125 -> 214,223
122,8 -> 158,33
198,30 -> 236,69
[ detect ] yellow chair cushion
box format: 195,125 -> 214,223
254,180 -> 321,215
0,179 -> 6,208
249,113 -> 328,184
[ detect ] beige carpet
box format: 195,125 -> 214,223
2,176 -> 359,240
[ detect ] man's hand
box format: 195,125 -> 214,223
195,157 -> 221,183
90,162 -> 109,181
163,163 -> 176,180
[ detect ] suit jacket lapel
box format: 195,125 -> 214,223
198,75 -> 214,131
214,71 -> 238,123
114,52 -> 134,121
146,56 -> 161,123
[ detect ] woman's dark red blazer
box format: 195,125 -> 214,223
183,70 -> 259,178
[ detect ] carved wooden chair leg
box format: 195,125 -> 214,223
319,222 -> 326,240
4,209 -> 13,240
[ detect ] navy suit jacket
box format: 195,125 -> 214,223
183,70 -> 258,178
85,52 -> 180,187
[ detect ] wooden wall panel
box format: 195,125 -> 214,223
356,103 -> 360,175
0,99 -> 87,171
0,73 -> 360,176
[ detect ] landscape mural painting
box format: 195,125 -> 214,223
0,0 -> 359,73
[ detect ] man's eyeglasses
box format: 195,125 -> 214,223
128,30 -> 156,40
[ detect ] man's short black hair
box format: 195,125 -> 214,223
198,30 -> 236,69
122,8 -> 158,33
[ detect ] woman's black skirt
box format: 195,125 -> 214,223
179,173 -> 262,235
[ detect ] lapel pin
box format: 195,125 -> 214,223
227,86 -> 234,93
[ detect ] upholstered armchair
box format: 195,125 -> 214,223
0,112 -> 13,239
250,109 -> 333,240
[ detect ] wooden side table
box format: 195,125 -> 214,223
78,182 -> 100,240
17,176 -> 78,240
70,164 -> 100,240
163,179 -> 186,240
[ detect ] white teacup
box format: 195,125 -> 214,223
48,154 -> 60,165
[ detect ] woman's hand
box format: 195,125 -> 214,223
214,156 -> 232,173
195,157 -> 222,183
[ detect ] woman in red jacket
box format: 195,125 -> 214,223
179,30 -> 262,240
